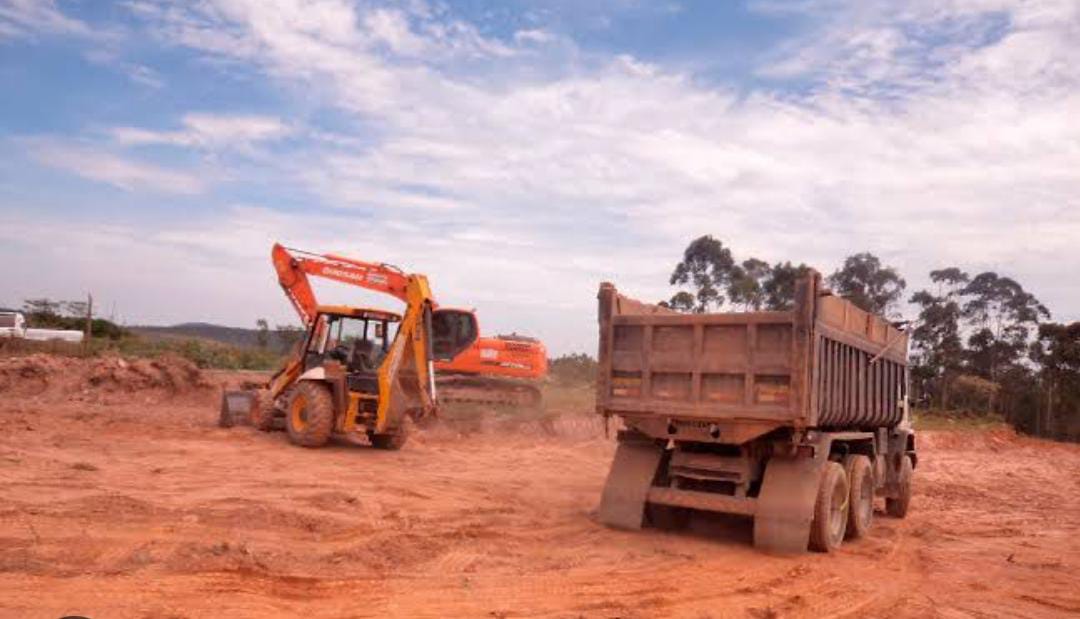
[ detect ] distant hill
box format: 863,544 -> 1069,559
129,323 -> 300,354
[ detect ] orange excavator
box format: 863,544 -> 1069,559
270,244 -> 548,407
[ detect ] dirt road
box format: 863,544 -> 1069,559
1,355 -> 1078,618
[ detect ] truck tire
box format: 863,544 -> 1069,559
809,462 -> 849,553
886,455 -> 913,518
286,382 -> 334,448
844,455 -> 873,539
251,389 -> 277,432
368,430 -> 408,450
646,504 -> 690,531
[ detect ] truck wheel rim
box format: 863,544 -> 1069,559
831,478 -> 848,542
290,396 -> 308,430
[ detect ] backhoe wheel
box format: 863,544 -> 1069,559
886,455 -> 914,518
250,389 -> 277,432
844,455 -> 874,539
368,430 -> 408,451
286,382 -> 334,448
809,462 -> 849,553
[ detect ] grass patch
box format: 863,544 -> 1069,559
0,334 -> 286,371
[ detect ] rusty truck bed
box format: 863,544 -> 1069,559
596,274 -> 908,444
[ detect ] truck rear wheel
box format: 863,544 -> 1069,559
251,389 -> 277,432
368,430 -> 408,450
886,455 -> 913,518
809,462 -> 848,552
844,455 -> 873,539
646,504 -> 690,531
286,382 -> 334,448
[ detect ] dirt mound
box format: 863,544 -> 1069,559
0,353 -> 212,402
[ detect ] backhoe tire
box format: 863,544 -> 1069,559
250,389 -> 277,432
844,455 -> 874,540
809,462 -> 849,553
368,430 -> 408,451
286,382 -> 334,448
886,455 -> 913,518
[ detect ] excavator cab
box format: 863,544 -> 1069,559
430,308 -> 478,361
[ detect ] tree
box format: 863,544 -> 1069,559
827,252 -> 907,316
275,324 -> 305,351
909,268 -> 969,408
962,272 -> 1049,380
727,258 -> 771,311
661,291 -> 697,312
761,261 -> 812,311
668,235 -> 736,312
63,300 -> 89,318
1033,322 -> 1080,439
22,298 -> 61,320
256,318 -> 270,349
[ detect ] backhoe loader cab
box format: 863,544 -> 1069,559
278,302 -> 477,450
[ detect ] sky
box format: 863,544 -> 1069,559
1,0 -> 1078,355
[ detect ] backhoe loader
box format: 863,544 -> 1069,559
220,244 -> 477,449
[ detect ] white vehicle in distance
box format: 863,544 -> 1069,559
0,311 -> 85,343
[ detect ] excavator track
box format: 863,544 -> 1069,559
436,375 -> 543,408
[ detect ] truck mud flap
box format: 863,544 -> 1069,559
753,456 -> 824,554
598,439 -> 664,530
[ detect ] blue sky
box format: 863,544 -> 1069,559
2,0 -> 1079,354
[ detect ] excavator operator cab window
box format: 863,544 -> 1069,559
430,309 -> 478,361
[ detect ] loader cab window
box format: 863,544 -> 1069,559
315,313 -> 397,373
430,309 -> 478,361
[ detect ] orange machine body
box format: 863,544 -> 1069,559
434,333 -> 548,380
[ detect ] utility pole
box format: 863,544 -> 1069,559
84,293 -> 93,349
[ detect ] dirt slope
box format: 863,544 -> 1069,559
0,357 -> 1077,618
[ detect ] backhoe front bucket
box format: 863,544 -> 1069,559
219,389 -> 256,428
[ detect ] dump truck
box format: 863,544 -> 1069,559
595,271 -> 915,553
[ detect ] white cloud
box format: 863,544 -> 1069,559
0,0 -> 92,40
111,113 -> 292,149
132,0 -> 1078,326
29,141 -> 206,194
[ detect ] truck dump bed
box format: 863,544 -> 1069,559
596,273 -> 908,444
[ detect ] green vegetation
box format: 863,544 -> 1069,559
912,409 -> 1008,432
0,334 -> 285,371
7,298 -> 285,371
549,353 -> 597,385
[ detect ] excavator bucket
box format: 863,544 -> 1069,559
218,389 -> 256,428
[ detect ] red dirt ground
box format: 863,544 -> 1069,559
1,355 -> 1078,618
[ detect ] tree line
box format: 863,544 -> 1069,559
666,235 -> 1079,442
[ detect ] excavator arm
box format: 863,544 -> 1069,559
271,243 -> 410,326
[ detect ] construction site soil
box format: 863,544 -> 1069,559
1,354 -> 1077,618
